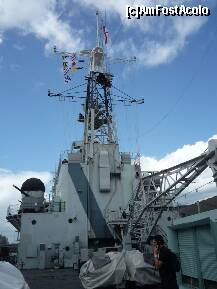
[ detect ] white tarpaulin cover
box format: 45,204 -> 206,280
125,250 -> 160,285
80,250 -> 160,289
0,262 -> 29,289
79,251 -> 126,289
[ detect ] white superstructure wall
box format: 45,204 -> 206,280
18,142 -> 136,269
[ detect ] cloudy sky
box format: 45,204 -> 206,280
0,0 -> 217,241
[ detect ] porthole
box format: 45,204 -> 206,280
68,218 -> 73,223
167,216 -> 171,221
65,246 -> 70,251
32,220 -> 37,225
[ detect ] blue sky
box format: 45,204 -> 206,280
0,0 -> 217,240
0,1 -> 216,171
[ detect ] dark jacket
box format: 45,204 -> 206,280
158,246 -> 179,289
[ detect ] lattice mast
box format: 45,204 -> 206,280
49,11 -> 142,162
82,11 -> 116,162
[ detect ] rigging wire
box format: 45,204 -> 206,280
137,13 -> 217,138
140,47 -> 215,136
52,83 -> 86,95
112,0 -> 136,45
176,180 -> 215,201
112,84 -> 138,102
134,102 -> 141,154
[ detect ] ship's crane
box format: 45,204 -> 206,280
124,139 -> 217,245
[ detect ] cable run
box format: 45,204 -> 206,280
57,83 -> 86,95
176,180 -> 214,200
139,12 -> 217,137
112,84 -> 136,101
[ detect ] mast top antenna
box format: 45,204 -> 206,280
96,10 -> 100,47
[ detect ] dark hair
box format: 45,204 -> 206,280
153,235 -> 165,245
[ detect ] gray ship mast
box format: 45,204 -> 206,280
49,11 -> 143,162
83,11 -> 116,162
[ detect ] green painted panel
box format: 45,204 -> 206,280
178,229 -> 199,278
196,225 -> 217,282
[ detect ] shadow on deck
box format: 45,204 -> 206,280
22,268 -> 162,289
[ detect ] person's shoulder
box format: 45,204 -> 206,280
160,246 -> 171,257
161,246 -> 170,253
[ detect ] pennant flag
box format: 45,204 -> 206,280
72,66 -> 77,73
59,52 -> 83,82
62,56 -> 69,73
71,53 -> 78,73
71,53 -> 76,62
71,53 -> 76,58
64,75 -> 71,83
62,55 -> 69,61
71,53 -> 77,70
102,26 -> 109,45
64,68 -> 70,75
63,61 -> 68,69
71,66 -> 83,73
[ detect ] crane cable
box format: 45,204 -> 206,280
176,179 -> 214,201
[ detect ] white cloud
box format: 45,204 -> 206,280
140,135 -> 217,204
73,0 -> 213,66
0,0 -> 214,65
0,0 -> 83,52
134,18 -> 203,67
0,169 -> 52,242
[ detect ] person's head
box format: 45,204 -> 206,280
152,235 -> 165,248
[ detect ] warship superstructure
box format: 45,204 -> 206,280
6,12 -> 217,270
6,12 -> 143,269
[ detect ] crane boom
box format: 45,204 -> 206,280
125,140 -> 217,244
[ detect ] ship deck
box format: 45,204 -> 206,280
21,268 -> 162,289
21,269 -> 84,289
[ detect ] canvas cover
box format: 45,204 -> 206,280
80,250 -> 160,289
125,250 -> 160,285
0,262 -> 29,289
79,251 -> 126,289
